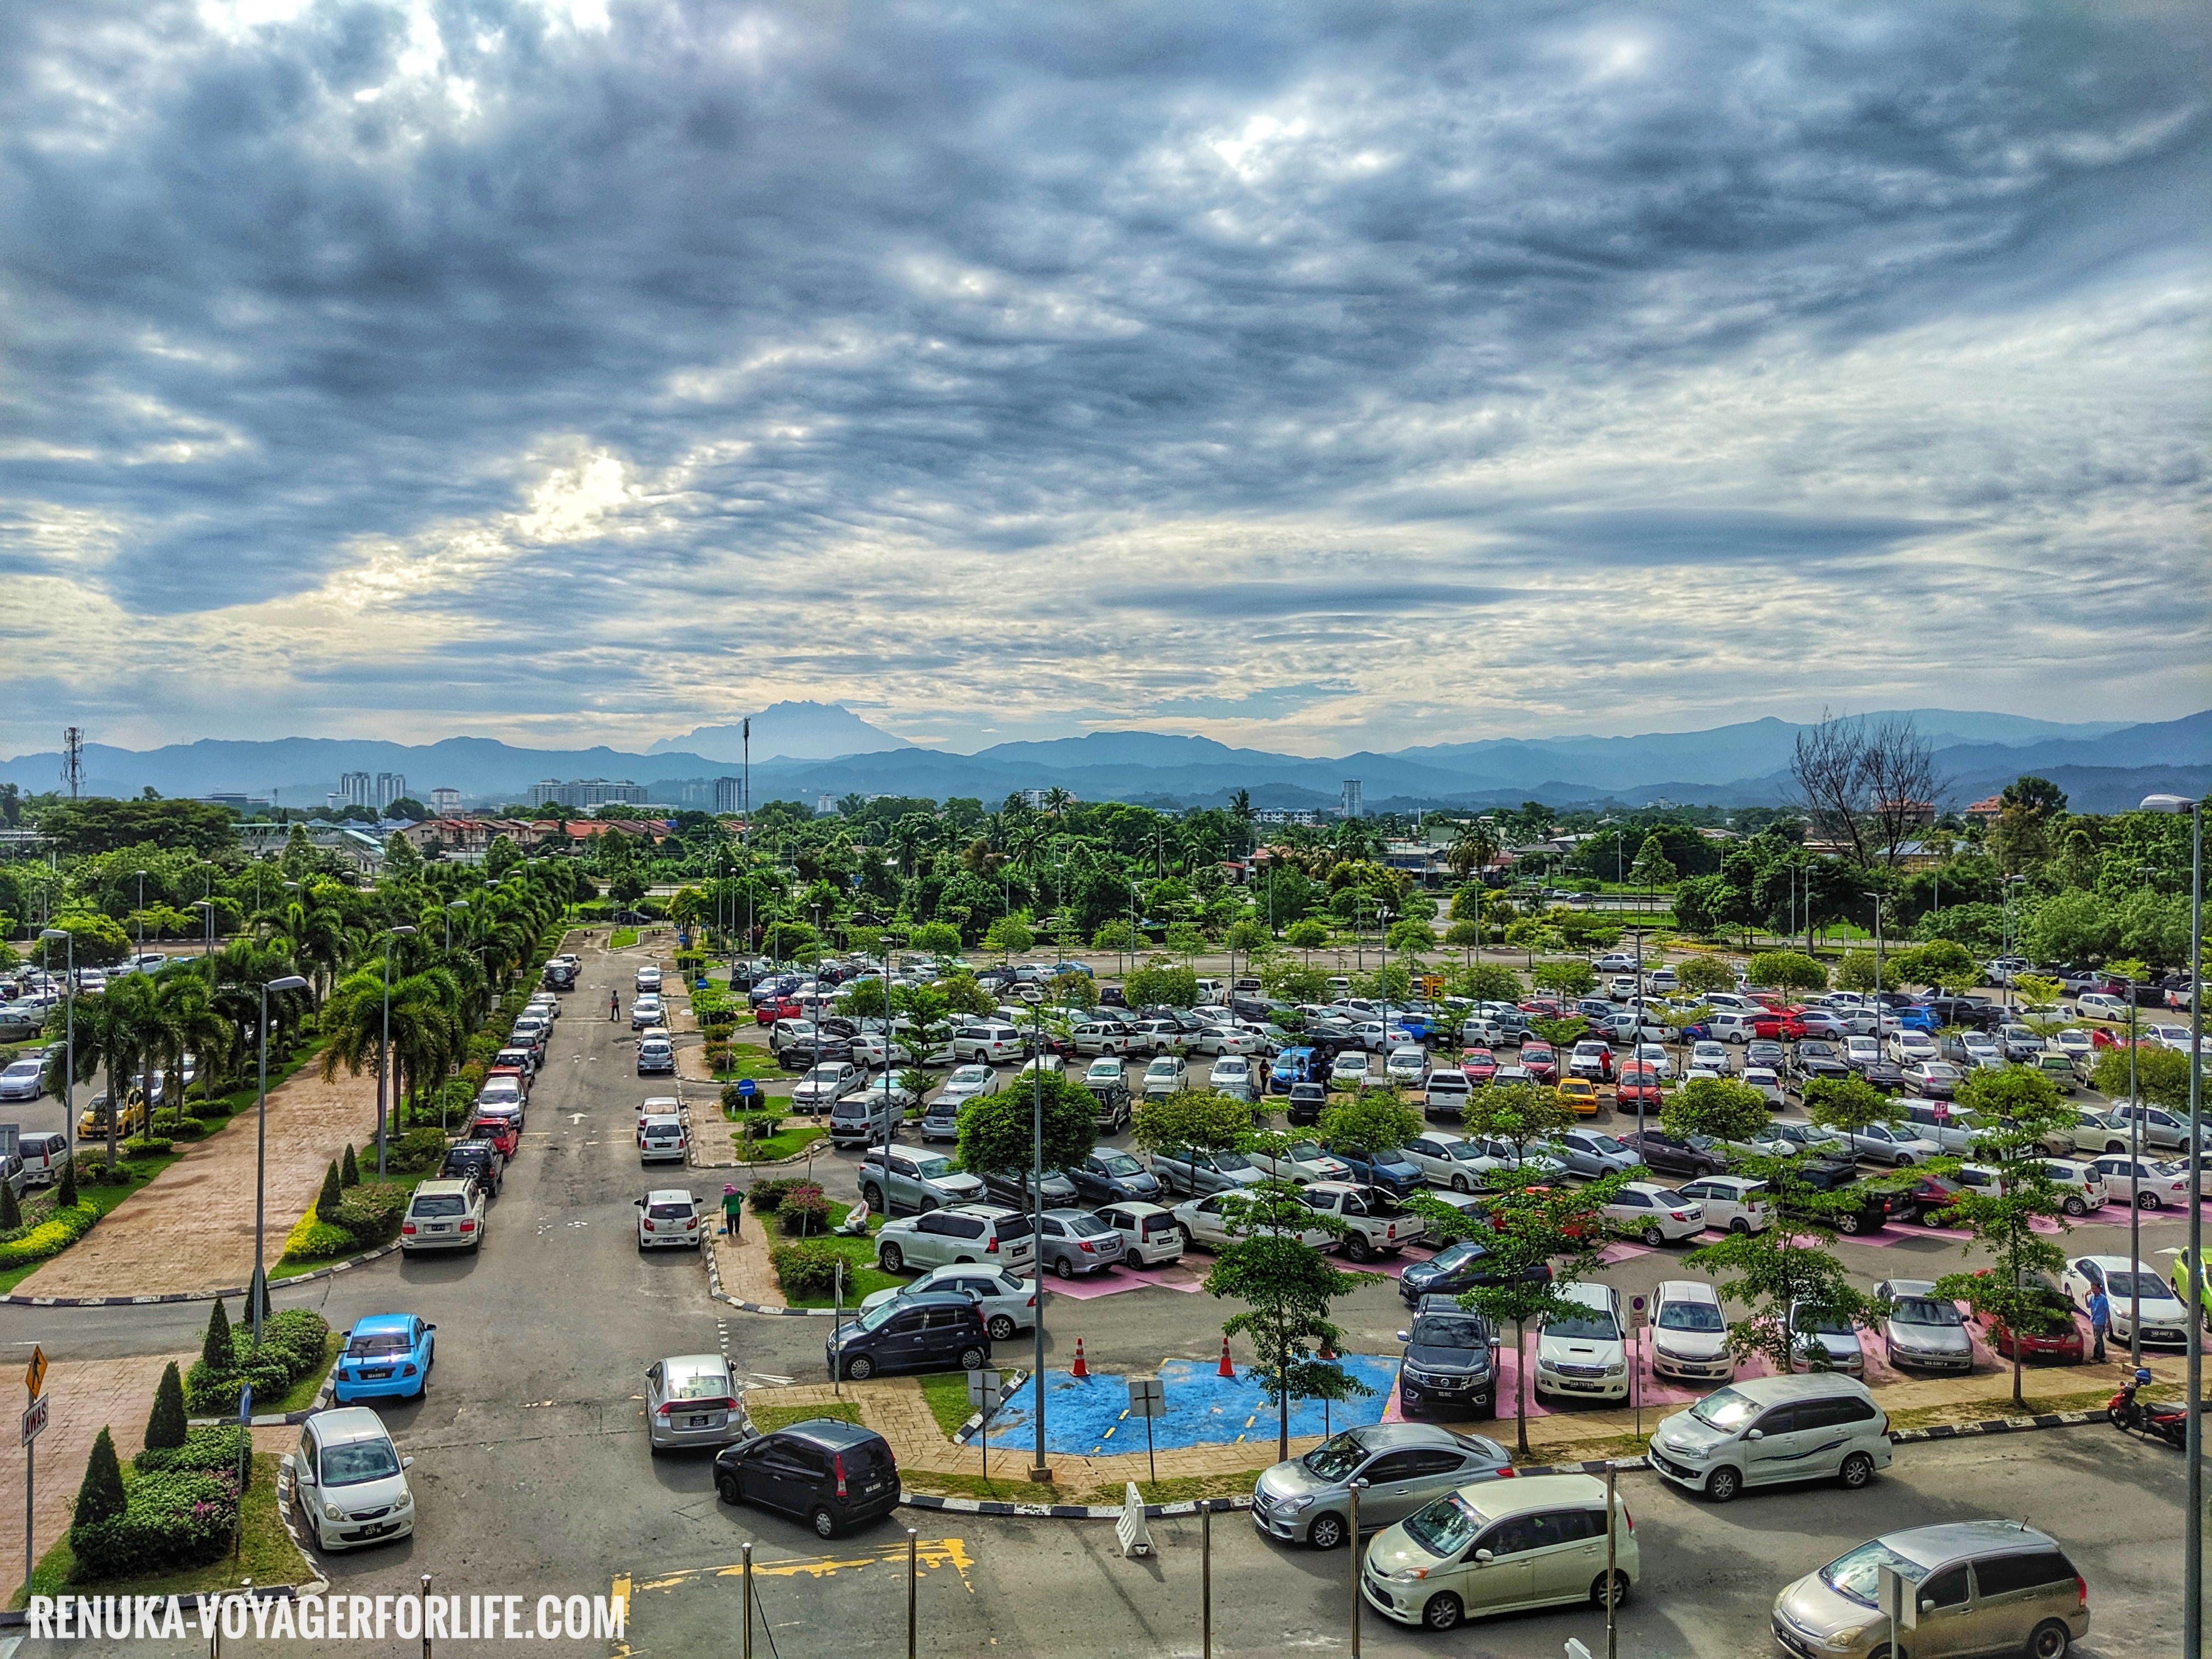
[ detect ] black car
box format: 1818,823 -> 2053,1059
439,1140 -> 504,1198
714,1421 -> 901,1539
1068,1148 -> 1159,1204
777,1037 -> 855,1071
1285,1081 -> 1328,1127
1396,1296 -> 1500,1419
826,1291 -> 991,1382
1791,1040 -> 1847,1078
1777,1157 -> 1894,1236
1861,1059 -> 1906,1093
1617,1128 -> 1728,1178
980,1167 -> 1080,1209
1398,1238 -> 1553,1304
1921,995 -> 2002,1031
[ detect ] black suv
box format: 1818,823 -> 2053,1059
1778,1157 -> 1894,1235
1792,1042 -> 1850,1082
714,1421 -> 900,1539
439,1140 -> 504,1198
826,1292 -> 991,1382
1285,1081 -> 1328,1127
1396,1296 -> 1500,1419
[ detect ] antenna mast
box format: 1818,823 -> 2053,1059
60,727 -> 84,798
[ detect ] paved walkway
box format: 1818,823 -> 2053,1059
14,1058 -> 381,1299
0,1352 -> 189,1579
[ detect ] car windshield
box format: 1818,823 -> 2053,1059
2102,1272 -> 2165,1299
1585,1135 -> 1628,1154
1300,1430 -> 1372,1482
1096,1152 -> 1142,1176
1430,1241 -> 1487,1271
1444,1141 -> 1482,1161
1403,1491 -> 1486,1559
665,1366 -> 729,1401
1547,1309 -> 1619,1340
1795,1308 -> 1855,1335
321,1438 -> 402,1487
805,1067 -> 841,1082
1411,1314 -> 1488,1348
856,1300 -> 905,1333
1211,1151 -> 1254,1172
1688,1386 -> 1760,1432
345,1330 -> 410,1358
1821,1540 -> 1928,1606
1891,1297 -> 1960,1327
1657,1301 -> 1724,1333
952,1067 -> 988,1085
647,1203 -> 691,1220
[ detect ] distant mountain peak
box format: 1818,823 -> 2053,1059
648,701 -> 911,762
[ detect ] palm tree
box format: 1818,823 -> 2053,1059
153,970 -> 234,1130
1447,822 -> 1499,883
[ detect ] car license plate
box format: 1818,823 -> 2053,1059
362,1368 -> 391,1380
688,1415 -> 710,1428
430,1224 -> 450,1233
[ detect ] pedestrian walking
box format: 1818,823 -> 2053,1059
2088,1284 -> 2111,1363
610,990 -> 620,1022
721,1183 -> 743,1239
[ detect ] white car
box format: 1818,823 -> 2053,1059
1245,1139 -> 1351,1185
0,1057 -> 44,1101
636,1094 -> 682,1131
2012,1157 -> 2109,1217
790,1062 -> 864,1111
1535,1282 -> 1628,1403
1633,1042 -> 1674,1080
2061,1255 -> 2193,1348
635,964 -> 663,994
637,1114 -> 686,1163
1329,1051 -> 1372,1091
1740,1066 -> 1785,1109
1082,1057 -> 1126,1092
1688,1041 -> 1731,1075
1787,1301 -> 1865,1376
1208,1056 -> 1258,1099
1886,1030 -> 1938,1064
1188,1023 -> 1264,1057
1385,1045 -> 1429,1087
1675,1174 -> 1771,1234
1171,1192 -> 1332,1251
1142,1054 -> 1188,1098
858,1265 -> 1037,1341
2050,1028 -> 2095,1062
2089,1154 -> 2194,1210
1845,1121 -> 1943,1167
636,1188 -> 703,1250
630,995 -> 666,1030
1959,1029 -> 2004,1066
849,1032 -> 914,1069
2074,992 -> 2129,1019
1842,1035 -> 1881,1070
1094,1200 -> 1185,1267
1604,1182 -> 1707,1246
1398,1132 -> 1500,1193
934,1064 -> 1000,1109
291,1408 -> 416,1552
1650,1280 -> 1735,1383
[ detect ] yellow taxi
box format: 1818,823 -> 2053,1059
1556,1079 -> 1600,1116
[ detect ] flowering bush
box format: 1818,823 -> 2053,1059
0,1201 -> 99,1270
70,1468 -> 241,1580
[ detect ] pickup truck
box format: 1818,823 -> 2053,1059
1297,1181 -> 1425,1261
1775,1157 -> 1894,1236
1245,1139 -> 1352,1185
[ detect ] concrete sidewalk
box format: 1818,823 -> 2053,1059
13,1060 -> 381,1299
0,1352 -> 190,1581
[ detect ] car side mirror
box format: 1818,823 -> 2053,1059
635,1197 -> 646,1206
1396,1331 -> 1411,1342
1472,1549 -> 1494,1565
425,1323 -> 435,1332
1744,1429 -> 1764,1441
1920,1600 -> 1936,1615
401,1455 -> 414,1470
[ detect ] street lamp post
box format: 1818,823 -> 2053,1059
444,899 -> 468,952
38,929 -> 75,1169
252,975 -> 311,1346
1029,989 -> 1051,1484
2141,793 -> 2204,1654
134,870 -> 146,954
195,894 -> 216,959
379,926 -> 419,1177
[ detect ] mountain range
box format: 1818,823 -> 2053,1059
3,708 -> 2204,817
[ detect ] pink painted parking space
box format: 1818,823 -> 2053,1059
1042,1260 -> 1207,1299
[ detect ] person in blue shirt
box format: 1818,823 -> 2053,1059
2087,1284 -> 2111,1363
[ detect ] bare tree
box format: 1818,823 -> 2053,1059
1790,712 -> 1945,870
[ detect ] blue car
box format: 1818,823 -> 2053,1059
1323,1143 -> 1424,1198
332,1313 -> 436,1404
1271,1047 -> 1319,1093
1393,1011 -> 1442,1042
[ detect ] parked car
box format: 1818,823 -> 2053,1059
400,1178 -> 487,1253
1151,1146 -> 1265,1198
2089,1154 -> 2194,1210
290,1406 -> 418,1551
1549,1128 -> 1641,1179
1872,1278 -> 1972,1374
1398,1237 -> 1552,1305
331,1313 -> 436,1405
713,1420 -> 901,1539
1674,1174 -> 1770,1234
1770,1521 -> 2088,1659
1285,1081 -> 1329,1127
979,1166 -> 1080,1211
826,1290 -> 991,1382
1395,1297 -> 1501,1419
637,1113 -> 686,1164
1172,1191 -> 1333,1252
1361,1471 -> 1638,1633
1094,1200 -> 1185,1267
1068,1148 -> 1160,1204
1649,1279 -> 1735,1384
1321,1142 -> 1425,1199
857,1146 -> 986,1215
1602,1181 -> 1706,1246
1841,1120 -> 1943,1167
872,1204 -> 1036,1274
1617,1127 -> 1728,1180
1249,1422 -> 1513,1550
827,1093 -> 906,1148
1400,1132 -> 1499,1193
1034,1208 -> 1126,1278
1246,1139 -> 1352,1186
2061,1254 -> 2192,1350
857,1265 -> 1036,1341
1534,1282 -> 1628,1403
644,1352 -> 745,1451
439,1139 -> 504,1198
0,1057 -> 44,1101
1647,1373 -> 1889,1504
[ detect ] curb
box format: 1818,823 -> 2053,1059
702,1231 -> 842,1317
951,1371 -> 1031,1445
0,1243 -> 402,1308
890,1413 -> 2113,1521
189,1373 -> 338,1430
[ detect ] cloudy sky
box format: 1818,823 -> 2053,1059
2,0 -> 2205,760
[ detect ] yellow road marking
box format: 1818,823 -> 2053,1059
1102,1425 -> 1114,1440
632,1538 -> 973,1595
608,1575 -> 631,1657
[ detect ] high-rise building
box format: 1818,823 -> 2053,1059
714,777 -> 742,814
376,772 -> 408,809
338,771 -> 375,809
526,778 -> 649,808
430,788 -> 461,814
1341,780 -> 1364,819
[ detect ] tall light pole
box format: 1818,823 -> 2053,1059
195,891 -> 215,959
252,975 -> 310,1346
1029,988 -> 1051,1484
38,929 -> 75,1168
444,899 -> 468,952
2141,792 -> 2203,1654
378,926 -> 418,1176
134,870 -> 146,955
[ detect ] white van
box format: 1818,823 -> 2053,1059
1646,1373 -> 1891,1503
17,1130 -> 70,1187
1711,1011 -> 1763,1045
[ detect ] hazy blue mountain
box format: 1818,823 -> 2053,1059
647,701 -> 911,762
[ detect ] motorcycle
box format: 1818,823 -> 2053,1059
2109,1369 -> 2190,1450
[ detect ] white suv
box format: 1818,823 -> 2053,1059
1535,1282 -> 1627,1403
873,1205 -> 1037,1274
1647,1373 -> 1890,1503
952,1024 -> 1024,1064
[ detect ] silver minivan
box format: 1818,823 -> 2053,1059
1773,1520 -> 2088,1658
1647,1373 -> 1890,1503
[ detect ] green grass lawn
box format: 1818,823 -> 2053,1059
711,1045 -> 788,1082
610,926 -> 640,949
773,1200 -> 903,1307
733,1124 -> 826,1163
0,1153 -> 183,1294
917,1371 -> 980,1438
746,1399 -> 863,1436
6,1453 -> 303,1609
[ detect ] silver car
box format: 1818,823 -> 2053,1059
1787,1301 -> 1865,1376
646,1354 -> 749,1452
1772,1521 -> 2089,1659
1250,1423 -> 1513,1550
1874,1278 -> 1973,1374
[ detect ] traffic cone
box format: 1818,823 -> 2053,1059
1217,1337 -> 1235,1379
1071,1338 -> 1090,1379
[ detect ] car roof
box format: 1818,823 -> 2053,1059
640,1113 -> 681,1126
352,1312 -> 417,1334
1711,1371 -> 1872,1404
2079,1254 -> 2162,1272
312,1406 -> 397,1446
774,1419 -> 891,1453
413,1178 -> 472,1198
1349,1421 -> 1473,1452
1881,1520 -> 2062,1570
1877,1278 -> 1938,1298
646,1188 -> 695,1203
1655,1279 -> 1720,1305
1100,1200 -> 1172,1216
659,1352 -> 729,1375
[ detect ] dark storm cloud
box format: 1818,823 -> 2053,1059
0,0 -> 2205,749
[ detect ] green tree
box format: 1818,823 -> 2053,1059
1628,834 -> 1678,890
1673,955 -> 1736,996
484,834 -> 524,882
1316,1092 -> 1424,1193
145,1361 -> 189,1451
1385,918 -> 1437,955
908,921 -> 962,956
1125,956 -> 1199,1008
982,915 -> 1035,962
1802,1075 -> 1906,1142
0,1177 -> 16,1230
1284,917 -> 1330,963
1525,1015 -> 1588,1057
1531,960 -> 1597,1000
72,1426 -> 127,1531
200,1296 -> 233,1372
340,1143 -> 360,1188
317,1159 -> 343,1219
1132,1088 -> 1255,1158
2091,1043 -> 2190,1110
1090,919 -> 1135,963
1893,940 -> 1977,990
1458,963 -> 1525,1004
1458,1080 -> 1576,1173
955,1073 -> 1097,1182
1745,951 -> 1826,993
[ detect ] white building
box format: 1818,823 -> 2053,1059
375,772 -> 408,808
338,771 -> 375,809
527,777 -> 648,808
1340,780 -> 1364,819
714,776 -> 743,814
429,788 -> 461,814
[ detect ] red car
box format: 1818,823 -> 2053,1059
754,996 -> 802,1025
469,1115 -> 520,1159
1969,1270 -> 2084,1363
1459,1047 -> 1499,1085
1519,998 -> 1566,1020
1519,1041 -> 1558,1082
485,1064 -> 529,1103
1614,1064 -> 1663,1110
1750,1007 -> 1809,1040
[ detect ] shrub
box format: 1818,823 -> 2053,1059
389,1126 -> 449,1173
162,1117 -> 213,1141
768,1239 -> 847,1301
69,1468 -> 239,1581
328,1183 -> 410,1250
184,1308 -> 332,1413
144,1362 -> 188,1451
0,1199 -> 98,1270
341,1143 -> 360,1187
777,1185 -> 830,1237
720,1081 -> 749,1113
734,1109 -> 785,1145
134,1424 -> 244,1476
120,1137 -> 176,1156
57,1155 -> 77,1207
317,1160 -> 343,1218
280,1214 -> 353,1262
200,1299 -> 233,1372
73,1427 -> 126,1528
703,1040 -> 731,1072
0,1177 -> 16,1230
748,1178 -> 801,1215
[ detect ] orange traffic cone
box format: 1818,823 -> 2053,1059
1217,1337 -> 1235,1379
1071,1338 -> 1090,1379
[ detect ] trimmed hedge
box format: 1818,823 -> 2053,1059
389,1126 -> 449,1173
747,1177 -> 802,1215
120,1137 -> 176,1156
281,1211 -> 353,1261
0,1200 -> 99,1271
329,1183 -> 410,1249
184,1308 -> 331,1413
768,1239 -> 845,1300
133,1424 -> 247,1476
70,1468 -> 240,1581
